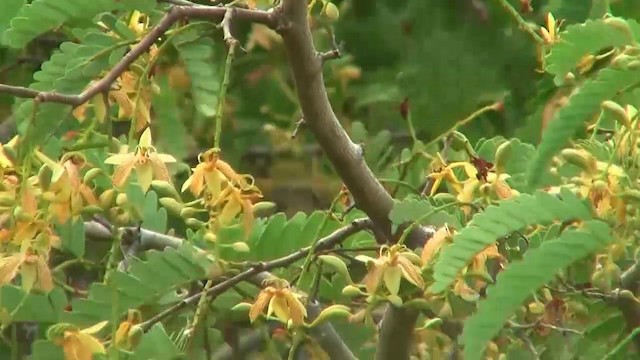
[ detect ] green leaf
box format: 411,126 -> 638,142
389,196 -> 462,230
133,323 -> 182,360
0,0 -> 25,35
546,17 -> 640,85
153,76 -> 188,161
429,188 -> 593,294
461,220 -> 612,360
62,243 -> 213,327
30,339 -> 64,360
527,65 -> 640,190
1,0 -> 156,48
0,286 -> 67,323
14,28 -> 130,157
173,30 -> 219,117
55,217 -> 85,258
249,211 -> 341,261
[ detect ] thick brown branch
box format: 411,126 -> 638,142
278,1 -> 432,358
0,5 -> 276,107
277,1 -> 395,241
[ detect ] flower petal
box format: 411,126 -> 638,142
249,291 -> 273,322
362,263 -> 383,294
421,226 -> 451,264
383,266 -> 402,295
135,162 -> 154,192
284,292 -> 306,326
397,256 -> 425,289
104,153 -> 135,165
268,295 -> 290,323
138,127 -> 153,148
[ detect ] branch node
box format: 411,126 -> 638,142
291,117 -> 305,139
319,28 -> 342,63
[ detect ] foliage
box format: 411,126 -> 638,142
1,0 -> 640,360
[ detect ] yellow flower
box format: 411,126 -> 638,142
452,244 -> 505,302
52,321 -> 108,360
35,152 -> 98,224
540,12 -> 562,45
182,148 -> 253,197
356,245 -> 424,295
456,161 -> 518,215
0,250 -> 53,293
421,225 -> 455,265
114,310 -> 142,350
426,161 -> 468,196
104,128 -> 176,192
249,279 -> 307,326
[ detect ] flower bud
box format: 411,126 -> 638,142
159,197 -> 184,216
83,168 -> 103,184
324,2 -> 339,21
116,193 -> 128,206
99,189 -> 116,210
341,285 -> 364,298
307,305 -> 351,328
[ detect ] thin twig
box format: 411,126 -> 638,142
0,6 -> 276,107
214,7 -> 239,149
495,0 -> 544,44
138,218 -> 372,331
291,118 -> 305,139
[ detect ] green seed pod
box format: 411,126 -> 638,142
159,197 -> 184,216
318,255 -> 353,284
602,100 -> 632,129
560,148 -> 596,174
432,192 -> 457,203
185,218 -> 206,228
81,205 -> 104,216
252,201 -> 277,216
307,305 -> 352,328
341,285 -> 363,298
37,164 -> 53,190
150,180 -> 181,200
83,168 -> 103,184
180,207 -> 200,219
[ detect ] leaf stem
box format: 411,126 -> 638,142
214,40 -> 237,149
604,325 -> 640,359
495,0 -> 545,44
425,102 -> 499,150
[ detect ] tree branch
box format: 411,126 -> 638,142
0,5 -> 276,107
129,219 -> 371,357
277,0 -> 395,242
277,1 -> 433,358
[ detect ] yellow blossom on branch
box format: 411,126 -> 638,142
249,279 -> 307,326
104,128 -> 176,192
50,321 -> 108,360
356,244 -> 424,295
